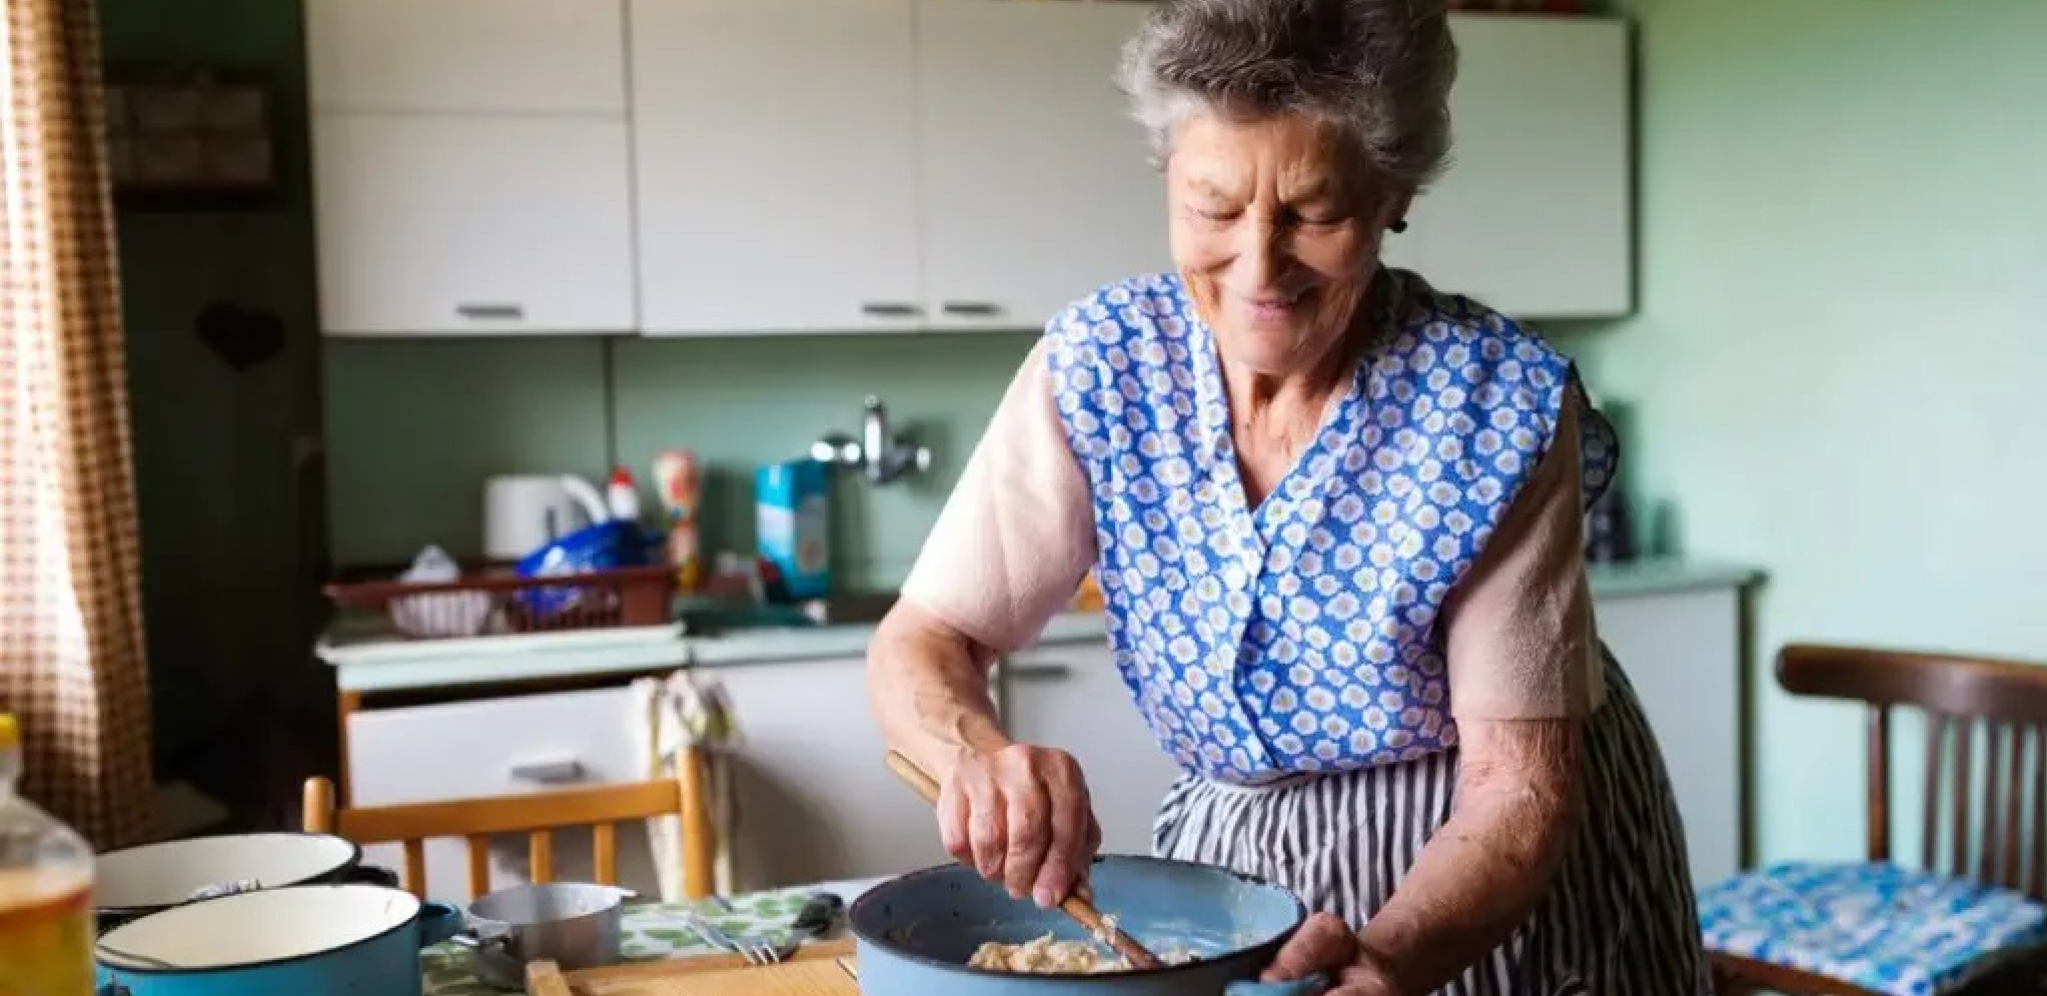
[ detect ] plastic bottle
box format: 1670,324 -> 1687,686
605,466 -> 642,523
0,713 -> 96,995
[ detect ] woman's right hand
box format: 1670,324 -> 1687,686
937,742 -> 1102,909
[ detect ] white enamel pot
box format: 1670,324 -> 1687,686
94,883 -> 462,996
93,832 -> 395,932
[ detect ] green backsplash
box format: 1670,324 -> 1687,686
324,332 -> 1041,587
327,323 -> 1609,586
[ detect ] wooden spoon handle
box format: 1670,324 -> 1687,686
882,750 -> 1161,970
884,749 -> 942,804
1059,895 -> 1160,970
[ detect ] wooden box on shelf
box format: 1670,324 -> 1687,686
104,63 -> 280,210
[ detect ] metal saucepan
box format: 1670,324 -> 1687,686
455,883 -> 634,990
849,854 -> 1328,996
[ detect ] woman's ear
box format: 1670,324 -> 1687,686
1380,192 -> 1415,234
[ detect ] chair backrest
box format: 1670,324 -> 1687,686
303,752 -> 715,902
1777,643 -> 2047,900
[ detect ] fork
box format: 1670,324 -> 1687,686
681,910 -> 787,966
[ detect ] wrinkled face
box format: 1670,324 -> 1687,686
1167,113 -> 1407,376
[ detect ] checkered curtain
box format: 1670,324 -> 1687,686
1,0 -> 154,848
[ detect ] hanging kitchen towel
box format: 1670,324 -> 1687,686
632,669 -> 744,900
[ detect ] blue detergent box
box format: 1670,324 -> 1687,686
755,459 -> 831,601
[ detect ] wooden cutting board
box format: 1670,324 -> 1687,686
525,938 -> 860,996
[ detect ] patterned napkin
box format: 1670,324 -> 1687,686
633,669 -> 745,899
421,887 -> 827,995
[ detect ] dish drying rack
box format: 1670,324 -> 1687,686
324,564 -> 676,640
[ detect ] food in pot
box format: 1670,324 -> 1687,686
967,934 -> 1199,974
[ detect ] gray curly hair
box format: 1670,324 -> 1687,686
1115,0 -> 1459,192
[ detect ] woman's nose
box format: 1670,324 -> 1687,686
1231,216 -> 1287,288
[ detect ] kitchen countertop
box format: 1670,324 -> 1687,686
318,556 -> 1762,694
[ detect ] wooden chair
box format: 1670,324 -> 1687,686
303,750 -> 717,902
1703,644 -> 2047,996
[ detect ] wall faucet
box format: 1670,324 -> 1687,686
811,395 -> 932,485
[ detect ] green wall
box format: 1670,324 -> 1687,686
1580,0 -> 2047,866
100,0 -> 328,765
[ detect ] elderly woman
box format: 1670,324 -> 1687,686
868,1 -> 1706,992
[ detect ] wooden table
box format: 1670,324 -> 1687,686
423,879 -> 886,995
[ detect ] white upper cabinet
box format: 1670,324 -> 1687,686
312,115 -> 636,335
630,0 -> 924,335
305,0 -> 627,115
1403,15 -> 1633,319
914,0 -> 1169,331
306,0 -> 636,335
302,1 -> 1632,336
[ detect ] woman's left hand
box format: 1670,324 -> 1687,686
1262,913 -> 1403,996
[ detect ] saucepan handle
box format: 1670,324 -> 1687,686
417,901 -> 466,948
1224,972 -> 1329,996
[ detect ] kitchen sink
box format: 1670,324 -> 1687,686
800,589 -> 899,625
677,588 -> 900,633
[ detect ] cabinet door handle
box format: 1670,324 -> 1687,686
861,302 -> 922,317
456,302 -> 525,320
508,759 -> 585,784
1007,663 -> 1072,681
941,301 -> 1001,317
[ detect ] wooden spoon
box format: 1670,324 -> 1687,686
883,749 -> 1162,970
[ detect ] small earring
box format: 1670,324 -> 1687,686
1390,218 -> 1409,234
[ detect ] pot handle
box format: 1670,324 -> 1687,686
448,929 -> 516,955
346,863 -> 401,889
417,901 -> 466,949
1224,973 -> 1329,996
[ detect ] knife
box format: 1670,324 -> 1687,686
790,891 -> 845,937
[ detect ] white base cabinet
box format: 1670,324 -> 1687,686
997,645 -> 1183,857
709,657 -> 954,891
346,686 -> 661,904
1595,586 -> 1745,888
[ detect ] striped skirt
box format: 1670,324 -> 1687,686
1151,652 -> 1711,995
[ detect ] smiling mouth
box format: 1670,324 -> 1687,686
1241,290 -> 1310,316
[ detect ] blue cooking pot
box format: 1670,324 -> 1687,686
93,883 -> 461,996
848,854 -> 1329,995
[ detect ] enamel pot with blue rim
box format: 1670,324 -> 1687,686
92,832 -> 398,933
848,854 -> 1329,996
93,883 -> 462,996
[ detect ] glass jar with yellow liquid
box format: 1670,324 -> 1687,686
0,713 -> 96,996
